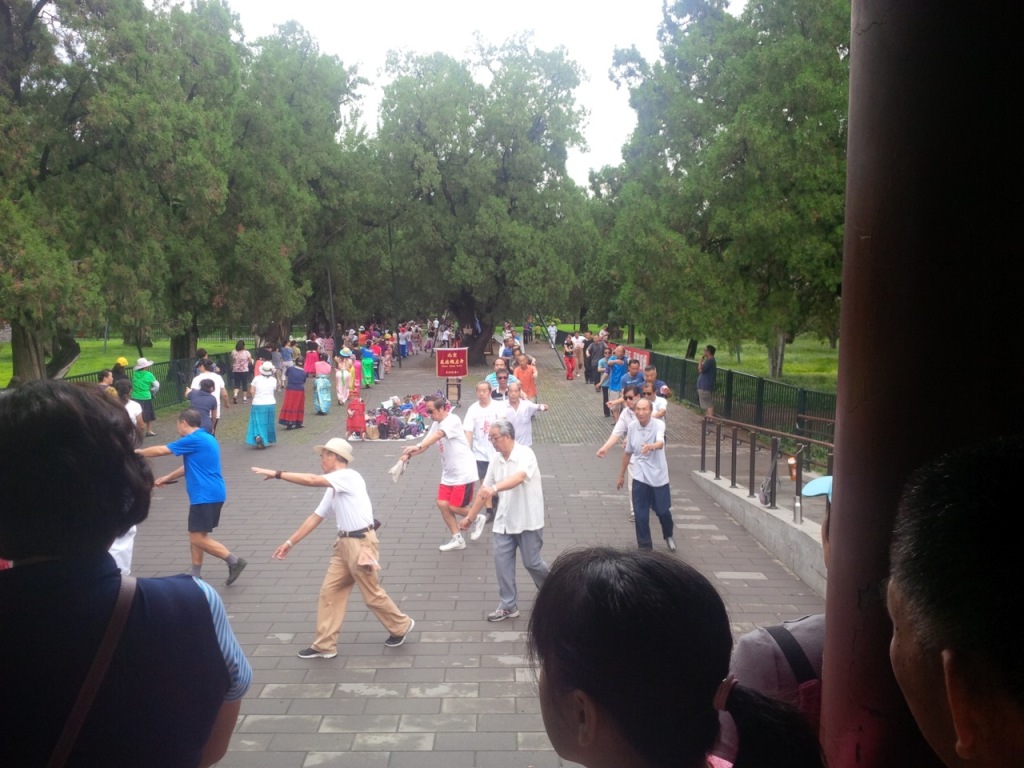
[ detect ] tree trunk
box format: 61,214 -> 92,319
45,329 -> 81,379
627,324 -> 635,344
10,319 -> 47,382
169,315 -> 199,361
451,296 -> 495,365
122,326 -> 153,357
767,331 -> 786,378
685,338 -> 699,359
578,304 -> 589,333
260,319 -> 290,347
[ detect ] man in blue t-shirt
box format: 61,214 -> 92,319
138,409 -> 247,585
620,358 -> 645,392
606,345 -> 628,418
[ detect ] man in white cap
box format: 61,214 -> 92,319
252,439 -> 414,659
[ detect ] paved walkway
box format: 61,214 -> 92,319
133,344 -> 824,767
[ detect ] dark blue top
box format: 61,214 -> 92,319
285,365 -> 308,391
698,356 -> 717,391
0,553 -> 232,767
186,390 -> 218,433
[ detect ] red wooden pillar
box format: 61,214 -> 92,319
823,2 -> 1021,765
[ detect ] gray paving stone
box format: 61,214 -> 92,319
319,714 -> 400,733
129,345 -> 823,766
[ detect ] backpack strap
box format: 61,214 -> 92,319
764,624 -> 817,684
48,575 -> 137,767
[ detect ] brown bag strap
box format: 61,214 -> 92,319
48,575 -> 137,768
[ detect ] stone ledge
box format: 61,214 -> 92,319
691,471 -> 827,598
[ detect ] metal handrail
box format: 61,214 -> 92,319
699,416 -> 834,523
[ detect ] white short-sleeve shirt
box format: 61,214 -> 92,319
428,412 -> 478,486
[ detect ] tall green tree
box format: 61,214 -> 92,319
377,37 -> 589,362
615,0 -> 848,375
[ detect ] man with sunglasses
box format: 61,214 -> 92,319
484,356 -> 519,389
640,385 -> 668,421
401,396 -> 480,552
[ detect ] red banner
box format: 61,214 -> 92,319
435,347 -> 469,378
622,346 -> 650,368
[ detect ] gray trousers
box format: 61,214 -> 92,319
494,529 -> 549,611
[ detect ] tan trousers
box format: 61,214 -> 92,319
312,531 -> 411,653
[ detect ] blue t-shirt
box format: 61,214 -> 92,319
168,429 -> 226,504
621,372 -> 645,391
608,357 -> 627,391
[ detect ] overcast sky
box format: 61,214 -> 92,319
226,0 -> 670,186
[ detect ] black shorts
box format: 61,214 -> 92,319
133,399 -> 156,422
188,502 -> 224,533
476,460 -> 490,480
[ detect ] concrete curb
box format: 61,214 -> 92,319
691,471 -> 827,598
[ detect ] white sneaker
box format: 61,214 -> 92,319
439,533 -> 466,552
469,515 -> 487,541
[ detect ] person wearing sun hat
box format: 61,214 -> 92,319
253,438 -> 415,659
130,357 -> 159,436
246,361 -> 278,449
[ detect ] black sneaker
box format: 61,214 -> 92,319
225,558 -> 247,585
297,647 -> 337,659
384,618 -> 415,647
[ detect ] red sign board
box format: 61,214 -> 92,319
435,347 -> 469,378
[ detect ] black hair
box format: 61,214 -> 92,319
199,379 -> 215,392
113,379 -> 133,402
235,339 -> 246,351
529,548 -> 822,768
891,437 -> 1024,705
98,368 -> 112,381
196,348 -> 208,359
0,381 -> 152,560
706,345 -> 717,355
423,395 -> 447,412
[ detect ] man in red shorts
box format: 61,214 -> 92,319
400,395 -> 479,552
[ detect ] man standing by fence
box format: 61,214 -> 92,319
698,345 -> 717,428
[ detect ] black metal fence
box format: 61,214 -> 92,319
648,351 -> 836,441
65,353 -> 234,412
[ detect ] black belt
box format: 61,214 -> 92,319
338,520 -> 381,539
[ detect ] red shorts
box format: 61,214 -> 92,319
437,482 -> 474,507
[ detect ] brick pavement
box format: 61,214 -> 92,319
132,343 -> 824,767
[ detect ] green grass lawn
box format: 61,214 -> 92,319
651,335 -> 839,392
0,338 -> 234,385
541,324 -> 837,393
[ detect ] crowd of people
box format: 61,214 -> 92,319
1,321 -> 1015,768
